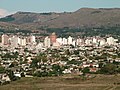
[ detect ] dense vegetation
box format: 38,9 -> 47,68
0,15 -> 15,22
0,26 -> 120,40
0,29 -> 32,34
45,27 -> 120,41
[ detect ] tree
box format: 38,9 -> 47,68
52,64 -> 63,76
82,67 -> 90,74
74,50 -> 79,55
0,66 -> 5,73
100,63 -> 117,74
6,70 -> 19,81
65,49 -> 70,55
99,63 -> 104,68
30,58 -> 39,68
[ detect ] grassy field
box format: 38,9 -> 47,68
0,74 -> 120,90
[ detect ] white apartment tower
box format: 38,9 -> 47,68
44,36 -> 51,48
107,37 -> 115,45
67,36 -> 73,45
2,34 -> 9,45
56,38 -> 62,45
30,35 -> 36,44
10,36 -> 19,47
62,38 -> 67,45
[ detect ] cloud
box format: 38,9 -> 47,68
0,8 -> 8,18
0,8 -> 15,18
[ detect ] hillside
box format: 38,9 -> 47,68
0,8 -> 120,32
0,75 -> 120,90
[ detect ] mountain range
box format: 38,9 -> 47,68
0,8 -> 120,32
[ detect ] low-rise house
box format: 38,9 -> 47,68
0,74 -> 11,84
89,68 -> 99,72
63,69 -> 71,74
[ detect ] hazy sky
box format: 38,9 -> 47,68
0,0 -> 120,17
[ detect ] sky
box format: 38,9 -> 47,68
0,0 -> 120,17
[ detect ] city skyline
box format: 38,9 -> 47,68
0,0 -> 120,17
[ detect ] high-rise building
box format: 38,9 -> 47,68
62,38 -> 67,45
72,40 -> 76,46
10,36 -> 19,47
30,35 -> 36,43
2,34 -> 9,45
76,38 -> 83,46
92,37 -> 97,44
85,38 -> 92,45
50,32 -> 57,44
99,39 -> 106,46
67,36 -> 73,45
107,37 -> 115,45
52,42 -> 60,49
21,38 -> 26,46
26,36 -> 31,44
26,35 -> 36,44
36,42 -> 43,50
44,36 -> 51,48
56,38 -> 62,45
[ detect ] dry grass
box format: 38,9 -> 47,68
0,74 -> 120,90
